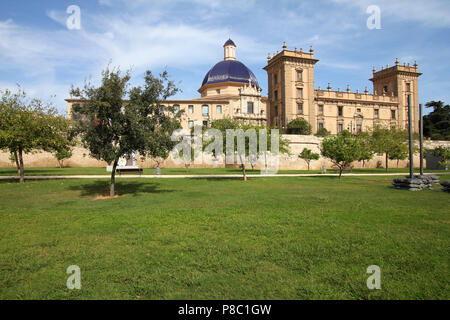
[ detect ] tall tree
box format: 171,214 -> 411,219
70,67 -> 180,196
423,101 -> 450,141
299,148 -> 320,171
321,131 -> 360,179
0,87 -> 72,183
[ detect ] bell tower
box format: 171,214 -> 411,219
370,60 -> 422,132
264,43 -> 318,129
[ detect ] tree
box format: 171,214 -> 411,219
423,101 -> 450,141
315,127 -> 331,137
371,126 -> 408,172
299,148 -> 320,170
321,131 -> 360,179
0,87 -> 73,183
286,118 -> 312,135
55,145 -> 74,168
389,143 -> 409,168
432,146 -> 450,170
355,132 -> 374,168
70,67 -> 181,196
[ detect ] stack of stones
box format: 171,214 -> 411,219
393,175 -> 440,191
440,181 -> 450,193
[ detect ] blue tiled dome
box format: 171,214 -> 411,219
201,60 -> 259,87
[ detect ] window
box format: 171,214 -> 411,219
188,120 -> 194,129
383,86 -> 388,94
216,105 -> 222,114
297,103 -> 303,114
374,109 -> 379,118
173,105 -> 180,113
297,70 -> 303,81
202,120 -> 208,127
318,104 -> 323,114
202,105 -> 209,117
391,109 -> 396,119
297,88 -> 303,99
188,105 -> 194,114
338,123 -> 344,133
216,89 -> 221,94
247,102 -> 254,114
338,106 -> 343,117
274,90 -> 278,101
406,83 -> 411,92
357,108 -> 361,113
274,106 -> 278,116
274,74 -> 278,85
318,122 -> 324,130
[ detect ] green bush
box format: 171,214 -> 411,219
287,118 -> 312,135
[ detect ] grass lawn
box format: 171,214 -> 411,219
0,176 -> 448,299
0,166 -> 446,176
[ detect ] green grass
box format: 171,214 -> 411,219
0,166 -> 446,176
0,176 -> 448,299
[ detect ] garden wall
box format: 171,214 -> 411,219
1,136 -> 449,171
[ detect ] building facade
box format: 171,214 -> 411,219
67,39 -> 421,134
264,42 -> 422,133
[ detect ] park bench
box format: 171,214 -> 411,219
116,167 -> 143,176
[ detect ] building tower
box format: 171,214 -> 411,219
224,39 -> 236,61
370,60 -> 422,131
264,44 -> 319,129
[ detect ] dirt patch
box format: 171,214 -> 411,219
93,195 -> 121,200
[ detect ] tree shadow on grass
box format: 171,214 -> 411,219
68,180 -> 175,197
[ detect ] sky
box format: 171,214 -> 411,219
1,0 -> 449,115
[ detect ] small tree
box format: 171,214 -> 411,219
70,67 -> 181,196
371,126 -> 408,172
55,145 -> 73,168
0,87 -> 72,183
355,132 -> 374,168
389,143 -> 409,168
321,131 -> 360,179
286,118 -> 312,135
432,146 -> 450,170
315,127 -> 331,137
299,148 -> 320,170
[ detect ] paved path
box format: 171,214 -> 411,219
1,172 -> 448,180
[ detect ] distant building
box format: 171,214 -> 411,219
67,39 -> 421,134
264,42 -> 421,133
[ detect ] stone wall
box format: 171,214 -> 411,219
1,136 -> 449,171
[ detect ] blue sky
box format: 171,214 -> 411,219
1,0 -> 449,115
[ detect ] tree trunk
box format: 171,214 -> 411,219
307,161 -> 310,171
339,167 -> 343,180
110,158 -> 119,197
14,150 -> 20,174
385,153 -> 389,172
18,147 -> 24,183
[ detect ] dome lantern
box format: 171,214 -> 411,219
223,38 -> 236,61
